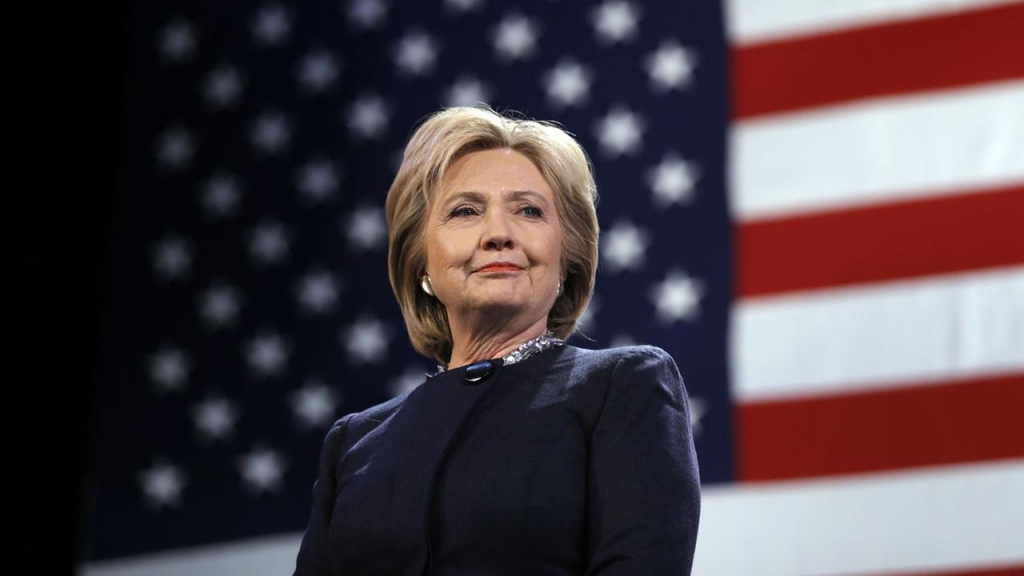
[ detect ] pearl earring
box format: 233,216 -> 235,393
557,280 -> 563,296
421,276 -> 434,296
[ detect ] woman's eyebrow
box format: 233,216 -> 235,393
502,189 -> 550,206
440,191 -> 487,208
439,189 -> 550,210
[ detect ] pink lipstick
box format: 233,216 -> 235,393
476,262 -> 522,273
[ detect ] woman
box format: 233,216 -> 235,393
295,106 -> 700,575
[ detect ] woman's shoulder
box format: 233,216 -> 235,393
562,343 -> 679,373
565,344 -> 689,410
324,391 -> 411,446
562,344 -> 685,395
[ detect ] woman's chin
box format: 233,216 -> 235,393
463,292 -> 533,318
470,297 -> 527,314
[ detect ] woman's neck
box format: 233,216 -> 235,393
446,316 -> 549,370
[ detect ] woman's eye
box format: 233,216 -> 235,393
449,206 -> 479,218
520,206 -> 543,218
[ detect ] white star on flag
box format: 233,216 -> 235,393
201,174 -> 242,217
646,41 -> 697,92
296,158 -> 340,202
343,317 -> 390,364
152,236 -> 192,279
251,111 -> 292,155
248,222 -> 290,265
192,397 -> 239,441
199,283 -> 241,327
347,94 -> 390,139
591,1 -> 640,44
444,76 -> 492,107
347,0 -> 388,29
389,367 -> 428,398
139,461 -> 187,508
251,4 -> 291,46
245,333 -> 290,376
203,66 -> 243,107
492,13 -> 539,61
238,447 -> 287,493
297,50 -> 340,92
577,296 -> 601,332
158,20 -> 197,62
149,346 -> 191,392
444,0 -> 482,13
345,204 -> 388,251
544,60 -> 593,108
393,30 -> 439,77
296,270 -> 340,314
156,127 -> 195,169
595,107 -> 644,157
651,270 -> 703,323
648,154 -> 700,206
601,220 -> 650,273
291,381 -> 342,428
609,333 -> 638,348
688,396 -> 707,435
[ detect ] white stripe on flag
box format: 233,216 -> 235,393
694,459 -> 1024,576
729,80 -> 1024,221
80,533 -> 303,576
725,0 -> 1022,44
79,464 -> 1024,576
732,266 -> 1024,401
78,464 -> 1024,576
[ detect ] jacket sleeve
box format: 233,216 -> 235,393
585,346 -> 701,575
293,415 -> 353,576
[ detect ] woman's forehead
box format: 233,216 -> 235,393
438,149 -> 553,196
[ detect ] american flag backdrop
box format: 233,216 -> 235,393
81,0 -> 1024,574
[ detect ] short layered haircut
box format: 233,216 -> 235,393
385,106 -> 600,363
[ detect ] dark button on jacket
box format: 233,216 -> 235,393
294,345 -> 700,575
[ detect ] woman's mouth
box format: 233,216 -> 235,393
476,263 -> 523,273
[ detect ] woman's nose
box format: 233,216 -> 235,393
481,210 -> 515,250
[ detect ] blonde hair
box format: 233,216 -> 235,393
385,106 -> 599,363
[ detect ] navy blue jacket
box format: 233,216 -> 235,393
294,345 -> 700,575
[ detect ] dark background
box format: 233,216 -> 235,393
11,2 -> 127,573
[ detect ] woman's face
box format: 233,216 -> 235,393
424,148 -> 563,331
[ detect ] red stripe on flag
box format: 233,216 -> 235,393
892,564 -> 1024,576
736,373 -> 1024,482
737,183 -> 1024,297
734,3 -> 1024,119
